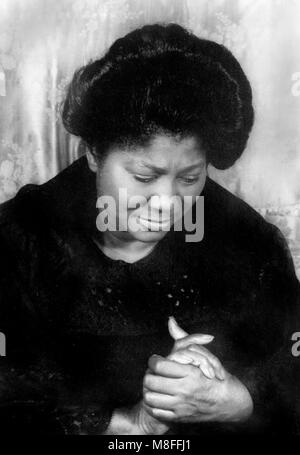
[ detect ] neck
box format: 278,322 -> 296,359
94,231 -> 158,263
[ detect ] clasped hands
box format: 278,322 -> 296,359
138,317 -> 253,435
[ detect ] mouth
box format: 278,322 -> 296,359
138,217 -> 171,230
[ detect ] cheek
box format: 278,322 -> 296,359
96,165 -> 127,199
196,173 -> 207,195
176,176 -> 207,216
179,174 -> 207,198
96,171 -> 113,198
97,170 -> 148,223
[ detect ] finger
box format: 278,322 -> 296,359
188,345 -> 226,380
143,383 -> 151,394
144,390 -> 177,410
151,408 -> 176,421
143,373 -> 182,395
144,403 -> 176,422
148,354 -> 192,378
172,333 -> 214,351
168,316 -> 188,340
168,350 -> 215,379
168,350 -> 195,364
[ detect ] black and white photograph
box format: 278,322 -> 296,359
0,0 -> 300,439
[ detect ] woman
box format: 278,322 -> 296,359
0,23 -> 299,435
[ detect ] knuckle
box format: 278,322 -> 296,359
190,343 -> 202,351
200,346 -> 213,358
190,345 -> 206,357
185,364 -> 196,375
202,347 -> 213,357
146,405 -> 155,417
148,355 -> 156,367
191,366 -> 202,381
176,389 -> 186,402
152,360 -> 160,373
214,358 -> 222,368
144,392 -> 152,404
210,355 -> 222,369
174,340 -> 181,350
173,408 -> 181,419
148,355 -> 162,373
200,355 -> 209,365
207,351 -> 218,362
190,345 -> 220,365
143,374 -> 151,389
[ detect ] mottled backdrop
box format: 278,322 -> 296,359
0,0 -> 300,276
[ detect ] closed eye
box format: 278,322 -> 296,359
133,174 -> 202,184
134,175 -> 157,183
179,175 -> 201,185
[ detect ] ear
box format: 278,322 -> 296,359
86,150 -> 98,173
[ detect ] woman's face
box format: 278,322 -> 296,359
87,133 -> 207,243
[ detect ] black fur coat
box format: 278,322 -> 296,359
0,157 -> 299,434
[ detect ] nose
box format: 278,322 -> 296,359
149,195 -> 172,215
148,178 -> 178,217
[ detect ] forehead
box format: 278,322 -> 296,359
109,134 -> 205,169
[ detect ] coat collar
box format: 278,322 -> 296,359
39,155 -> 222,240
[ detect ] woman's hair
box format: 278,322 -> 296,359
62,23 -> 254,170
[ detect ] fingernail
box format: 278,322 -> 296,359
202,366 -> 214,379
196,334 -> 214,341
217,369 -> 225,380
208,366 -> 215,378
169,316 -> 178,325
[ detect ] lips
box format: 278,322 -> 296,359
138,217 -> 171,230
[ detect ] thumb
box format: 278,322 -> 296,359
168,316 -> 189,340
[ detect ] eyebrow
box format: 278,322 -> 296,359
134,161 -> 205,174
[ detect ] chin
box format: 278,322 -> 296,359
129,230 -> 169,242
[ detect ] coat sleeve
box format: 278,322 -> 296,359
233,224 -> 300,434
0,206 -> 113,435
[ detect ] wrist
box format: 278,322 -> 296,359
103,406 -> 143,435
133,402 -> 170,435
103,402 -> 169,435
223,373 -> 254,423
